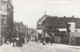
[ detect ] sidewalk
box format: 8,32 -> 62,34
0,44 -> 22,52
43,43 -> 80,49
30,41 -> 80,49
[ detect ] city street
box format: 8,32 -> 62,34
0,42 -> 80,52
0,0 -> 80,52
18,41 -> 80,52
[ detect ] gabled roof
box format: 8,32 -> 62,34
37,15 -> 80,29
45,17 -> 67,28
45,16 -> 80,28
37,14 -> 48,25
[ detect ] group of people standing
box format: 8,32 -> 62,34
3,37 -> 25,47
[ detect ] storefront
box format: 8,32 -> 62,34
70,32 -> 80,45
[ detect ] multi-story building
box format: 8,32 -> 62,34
27,28 -> 37,41
37,14 -> 80,45
37,15 -> 80,32
14,22 -> 28,44
0,0 -> 14,45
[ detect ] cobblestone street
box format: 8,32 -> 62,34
0,42 -> 80,52
18,42 -> 80,52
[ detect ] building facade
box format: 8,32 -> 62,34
0,0 -> 14,45
14,22 -> 28,44
37,14 -> 80,45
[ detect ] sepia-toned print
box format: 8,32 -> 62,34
0,0 -> 80,52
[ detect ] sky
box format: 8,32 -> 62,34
12,0 -> 80,28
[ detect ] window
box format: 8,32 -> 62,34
1,15 -> 6,25
1,18 -> 5,25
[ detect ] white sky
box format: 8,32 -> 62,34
12,0 -> 80,28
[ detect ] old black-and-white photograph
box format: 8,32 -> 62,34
0,0 -> 80,52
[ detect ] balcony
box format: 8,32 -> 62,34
37,25 -> 42,29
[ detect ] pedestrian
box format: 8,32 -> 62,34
41,37 -> 45,45
12,38 -> 16,47
9,39 -> 12,44
50,32 -> 54,45
50,36 -> 54,45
